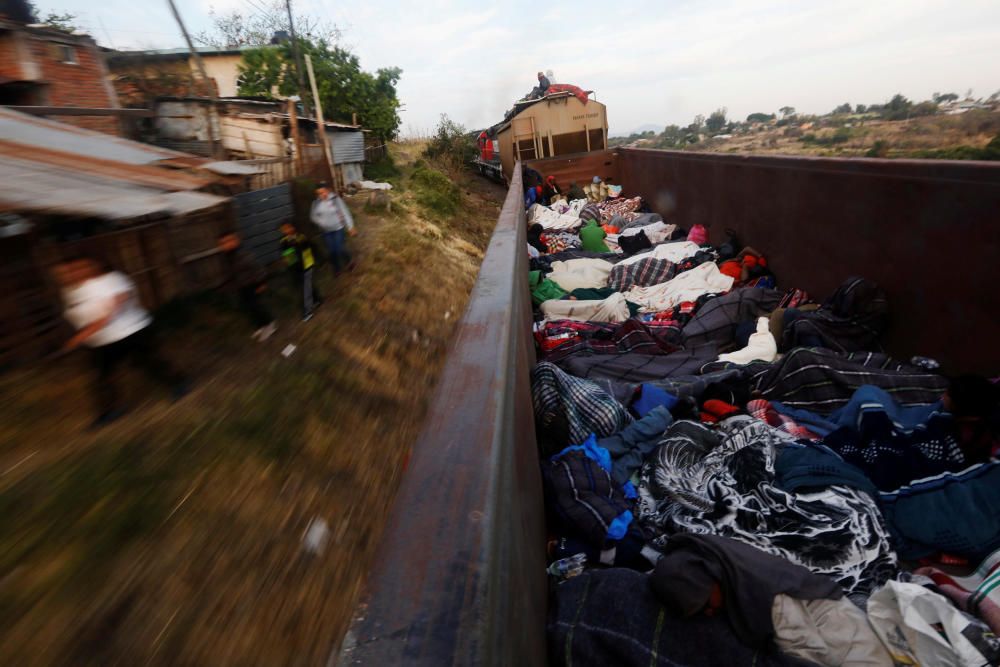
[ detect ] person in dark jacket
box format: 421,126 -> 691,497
218,232 -> 276,340
542,175 -> 563,204
536,71 -> 551,93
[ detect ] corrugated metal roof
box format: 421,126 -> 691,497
0,108 -> 228,220
330,131 -> 364,165
0,107 -> 184,165
0,156 -> 227,220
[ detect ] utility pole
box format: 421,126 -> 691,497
285,0 -> 311,118
305,54 -> 338,191
165,0 -> 225,159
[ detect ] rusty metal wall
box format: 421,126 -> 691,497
336,164 -> 547,666
618,149 -> 1000,374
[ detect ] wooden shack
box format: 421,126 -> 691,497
0,107 -> 239,368
494,92 -> 608,180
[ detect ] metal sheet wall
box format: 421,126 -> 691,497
329,130 -> 365,165
617,148 -> 1000,374
233,183 -> 292,266
336,164 -> 547,666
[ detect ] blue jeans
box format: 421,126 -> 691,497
322,229 -> 351,273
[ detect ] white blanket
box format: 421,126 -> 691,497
528,204 -> 581,231
547,258 -> 614,291
717,317 -> 777,364
624,261 -> 734,313
616,241 -> 701,268
620,221 -> 676,245
540,293 -> 630,323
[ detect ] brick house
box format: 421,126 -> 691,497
0,0 -> 122,136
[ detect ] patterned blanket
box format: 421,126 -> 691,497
636,416 -> 897,603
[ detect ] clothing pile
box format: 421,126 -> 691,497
527,178 -> 1000,666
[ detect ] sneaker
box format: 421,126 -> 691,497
302,312 -> 314,322
257,322 -> 277,341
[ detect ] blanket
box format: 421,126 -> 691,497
531,361 -> 632,453
751,348 -> 949,415
625,262 -> 735,314
636,416 -> 897,603
542,319 -> 682,364
549,568 -> 815,667
682,288 -> 784,348
781,277 -> 888,353
558,344 -> 719,384
540,292 -> 631,323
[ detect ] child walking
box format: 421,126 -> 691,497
279,223 -> 322,321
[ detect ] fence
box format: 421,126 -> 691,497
0,202 -> 236,369
241,146 -> 329,191
234,184 -> 293,266
364,140 -> 388,163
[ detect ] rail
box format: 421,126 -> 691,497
335,164 -> 547,666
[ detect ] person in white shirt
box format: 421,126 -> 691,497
54,258 -> 188,426
309,183 -> 357,275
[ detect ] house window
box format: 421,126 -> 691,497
58,44 -> 77,64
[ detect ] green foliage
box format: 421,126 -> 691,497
912,101 -> 939,117
237,40 -> 402,140
409,164 -> 461,218
933,92 -> 959,103
855,104 -> 868,114
364,153 -> 401,183
27,2 -> 79,32
779,106 -> 796,118
881,94 -> 913,120
909,134 -> 1000,161
705,107 -> 728,133
802,127 -> 852,145
833,103 -> 853,114
866,140 -> 890,158
746,112 -> 775,123
423,114 -> 476,170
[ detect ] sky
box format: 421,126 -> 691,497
39,0 -> 1000,136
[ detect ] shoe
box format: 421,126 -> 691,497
91,408 -> 127,429
302,312 -> 314,322
257,322 -> 277,341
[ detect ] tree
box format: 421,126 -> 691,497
658,124 -> 685,148
27,2 -> 80,32
833,103 -> 852,115
746,112 -> 775,123
933,92 -> 959,103
705,107 -> 728,133
882,93 -> 913,120
237,39 -> 403,140
855,104 -> 867,114
779,106 -> 796,118
194,0 -> 339,48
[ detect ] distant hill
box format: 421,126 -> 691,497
611,123 -> 663,138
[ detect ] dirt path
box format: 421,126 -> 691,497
0,144 -> 506,665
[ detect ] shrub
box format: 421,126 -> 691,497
364,153 -> 401,182
866,140 -> 890,158
424,114 -> 476,171
409,164 -> 461,217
